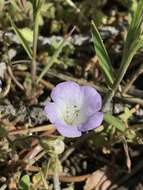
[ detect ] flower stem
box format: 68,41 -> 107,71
53,172 -> 61,190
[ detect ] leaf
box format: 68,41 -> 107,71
19,28 -> 33,43
125,0 -> 143,49
19,175 -> 31,190
65,0 -> 78,10
119,0 -> 143,75
102,1 -> 143,112
104,113 -> 125,132
91,20 -> 114,87
84,167 -> 112,190
8,15 -> 32,59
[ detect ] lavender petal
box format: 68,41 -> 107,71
81,86 -> 102,116
51,81 -> 82,105
55,121 -> 82,137
79,112 -> 103,132
44,102 -> 60,123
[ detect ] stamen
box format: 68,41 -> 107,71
63,104 -> 81,126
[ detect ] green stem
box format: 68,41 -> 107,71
53,172 -> 61,190
31,7 -> 40,86
102,43 -> 141,112
36,38 -> 66,83
37,27 -> 76,83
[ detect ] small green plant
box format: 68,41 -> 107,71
92,0 -> 143,112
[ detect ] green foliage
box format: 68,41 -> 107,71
119,107 -> 133,122
8,0 -> 55,26
125,0 -> 143,49
49,37 -> 75,68
117,0 -> 143,82
91,21 -> 115,87
102,0 -> 143,111
19,175 -> 31,190
1,0 -> 143,189
32,0 -> 44,24
9,0 -> 33,22
37,36 -> 70,82
19,28 -> 33,43
8,15 -> 32,59
104,113 -> 125,132
119,0 -> 143,77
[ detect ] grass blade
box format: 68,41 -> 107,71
102,0 -> 143,111
125,0 -> 143,49
91,20 -> 114,87
37,38 -> 67,83
8,15 -> 32,59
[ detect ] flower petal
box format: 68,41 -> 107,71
44,102 -> 81,138
55,121 -> 82,138
79,112 -> 103,132
80,86 -> 102,116
44,102 -> 60,123
51,81 -> 83,105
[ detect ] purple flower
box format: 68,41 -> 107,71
44,81 -> 103,138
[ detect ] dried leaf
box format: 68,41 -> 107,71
84,167 -> 112,190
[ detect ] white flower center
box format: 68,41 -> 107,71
61,104 -> 86,126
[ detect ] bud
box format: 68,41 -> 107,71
40,137 -> 65,156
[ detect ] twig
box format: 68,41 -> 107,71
122,137 -> 131,172
23,144 -> 43,161
47,70 -> 107,93
14,69 -> 143,106
47,70 -> 143,106
0,184 -> 7,190
115,94 -> 143,106
25,150 -> 46,169
12,60 -> 31,65
123,63 -> 143,94
14,71 -> 55,90
0,76 -> 11,98
8,124 -> 55,135
59,174 -> 89,182
128,88 -> 143,98
7,65 -> 24,91
40,79 -> 55,89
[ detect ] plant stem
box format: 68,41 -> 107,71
53,172 -> 61,190
102,43 -> 141,112
37,26 -> 76,83
31,7 -> 39,87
